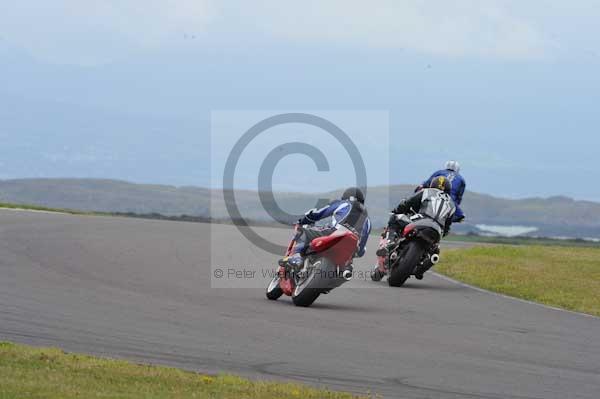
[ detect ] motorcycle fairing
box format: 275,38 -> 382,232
308,230 -> 359,267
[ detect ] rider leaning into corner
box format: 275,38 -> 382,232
279,187 -> 372,269
378,176 -> 456,258
417,160 -> 466,222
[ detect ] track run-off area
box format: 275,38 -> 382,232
0,210 -> 598,398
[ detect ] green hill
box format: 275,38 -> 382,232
1,178 -> 599,238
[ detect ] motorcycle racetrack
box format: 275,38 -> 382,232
1,210 -> 598,399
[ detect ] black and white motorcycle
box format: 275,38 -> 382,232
372,213 -> 442,286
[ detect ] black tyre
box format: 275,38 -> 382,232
266,275 -> 284,300
292,259 -> 330,307
388,241 -> 424,287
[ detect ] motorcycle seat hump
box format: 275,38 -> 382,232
309,230 -> 359,266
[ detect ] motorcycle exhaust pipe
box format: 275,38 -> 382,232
430,254 -> 440,265
342,269 -> 353,281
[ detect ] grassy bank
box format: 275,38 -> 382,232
436,245 -> 600,316
0,342 -> 366,399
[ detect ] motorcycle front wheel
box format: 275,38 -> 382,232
266,275 -> 284,300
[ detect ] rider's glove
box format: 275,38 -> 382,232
297,218 -> 315,229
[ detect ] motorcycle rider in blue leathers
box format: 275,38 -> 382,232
418,160 -> 466,222
280,187 -> 371,269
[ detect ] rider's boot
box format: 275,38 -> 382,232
376,246 -> 389,257
376,231 -> 401,257
414,246 -> 440,280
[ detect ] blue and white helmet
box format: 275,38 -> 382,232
445,160 -> 460,173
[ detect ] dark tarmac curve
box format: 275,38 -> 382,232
1,209 -> 599,398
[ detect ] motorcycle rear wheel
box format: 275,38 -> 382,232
388,241 -> 424,287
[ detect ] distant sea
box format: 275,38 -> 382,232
475,224 -> 539,237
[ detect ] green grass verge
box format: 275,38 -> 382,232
0,342 -> 368,399
444,234 -> 600,248
371,230 -> 600,248
0,202 -> 99,216
436,245 -> 600,316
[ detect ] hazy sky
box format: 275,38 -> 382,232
1,1 -> 599,200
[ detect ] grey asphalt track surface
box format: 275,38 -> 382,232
1,210 -> 599,398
